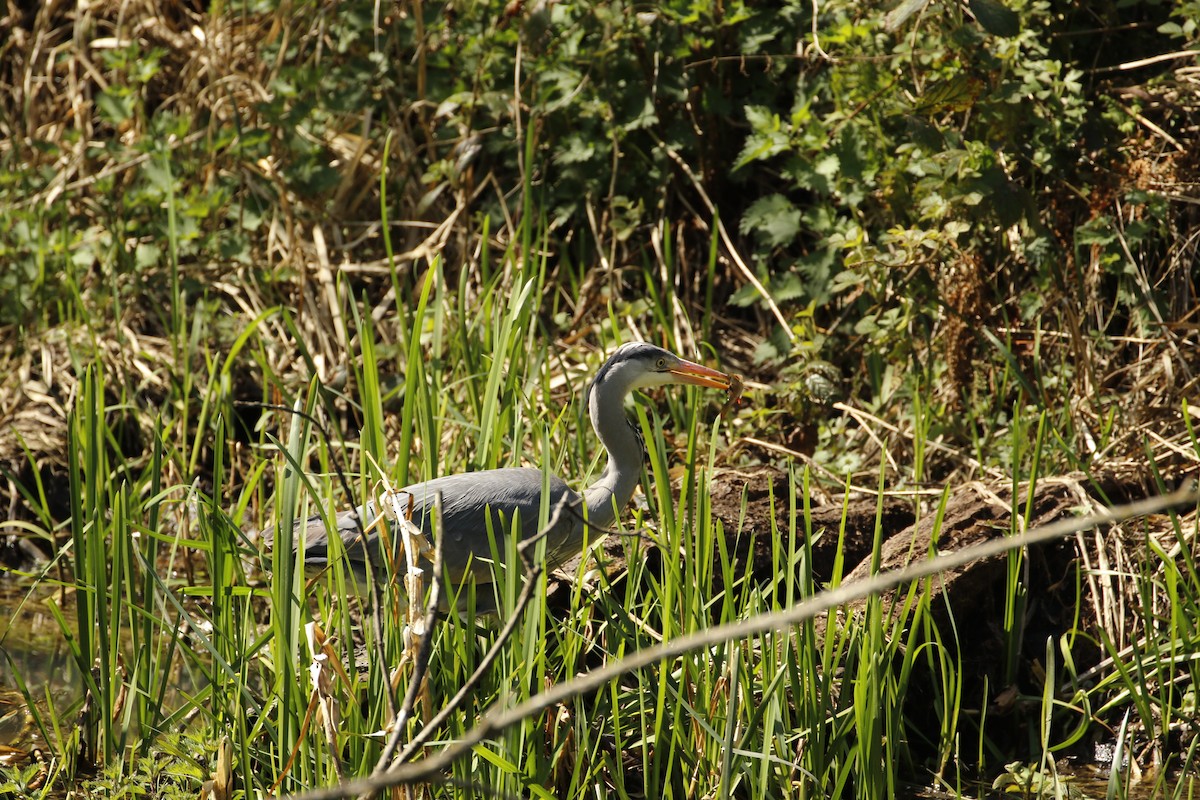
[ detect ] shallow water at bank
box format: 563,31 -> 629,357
0,582 -> 78,696
0,580 -> 81,769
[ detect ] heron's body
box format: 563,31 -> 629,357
291,469 -> 581,585
261,342 -> 732,600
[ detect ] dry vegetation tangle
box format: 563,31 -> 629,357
3,0 -> 1200,701
3,1 -> 462,524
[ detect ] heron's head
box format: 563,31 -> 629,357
593,342 -> 733,395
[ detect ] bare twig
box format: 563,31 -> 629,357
18,130 -> 207,210
807,0 -> 834,62
1116,101 -> 1187,153
1089,49 -> 1200,74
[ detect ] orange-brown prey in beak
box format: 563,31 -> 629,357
668,358 -> 734,391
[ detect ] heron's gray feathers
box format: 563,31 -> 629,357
278,468 -> 586,585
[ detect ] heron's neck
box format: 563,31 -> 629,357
582,381 -> 643,528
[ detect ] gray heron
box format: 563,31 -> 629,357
260,342 -> 734,599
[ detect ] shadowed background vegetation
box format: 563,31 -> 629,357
0,0 -> 1198,796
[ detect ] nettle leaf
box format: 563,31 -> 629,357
142,155 -> 176,197
621,96 -> 658,132
218,230 -> 251,264
744,106 -> 777,132
854,312 -> 880,336
912,74 -> 984,115
134,242 -> 161,270
735,106 -> 790,170
554,134 -> 596,165
730,281 -> 763,307
831,268 -> 864,295
741,194 -> 803,247
815,153 -> 840,182
797,246 -> 837,303
771,271 -> 806,303
970,0 -> 1019,37
232,196 -> 267,231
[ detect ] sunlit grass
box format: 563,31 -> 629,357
1,228 -> 1198,799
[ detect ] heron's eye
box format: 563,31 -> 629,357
656,357 -> 668,369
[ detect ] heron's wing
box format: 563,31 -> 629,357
260,468 -> 589,589
403,468 -> 585,582
299,500 -> 381,567
253,501 -> 384,577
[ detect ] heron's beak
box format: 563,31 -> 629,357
668,359 -> 734,390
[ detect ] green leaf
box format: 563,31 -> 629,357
741,194 -> 802,247
621,96 -> 658,131
771,271 -> 807,302
735,106 -> 790,170
134,242 -> 160,270
730,282 -> 762,307
970,0 -> 1020,37
1075,217 -> 1116,247
912,74 -> 984,114
554,134 -> 596,165
884,0 -> 932,33
814,154 -> 840,180
96,89 -> 135,125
